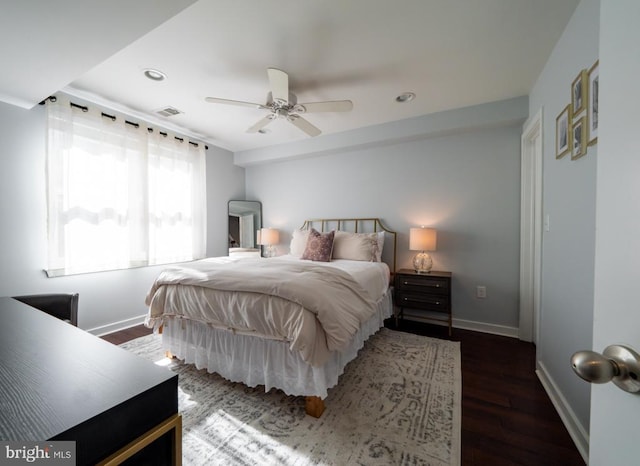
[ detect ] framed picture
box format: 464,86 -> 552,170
572,69 -> 588,116
588,59 -> 599,145
556,104 -> 571,159
571,116 -> 587,160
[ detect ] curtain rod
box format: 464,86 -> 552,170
40,96 -> 208,149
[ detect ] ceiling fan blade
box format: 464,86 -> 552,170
267,68 -> 289,103
205,97 -> 265,109
246,114 -> 276,133
296,100 -> 353,113
287,115 -> 321,137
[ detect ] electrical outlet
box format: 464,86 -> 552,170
476,286 -> 487,299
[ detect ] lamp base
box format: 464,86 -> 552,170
265,245 -> 276,258
413,252 -> 433,273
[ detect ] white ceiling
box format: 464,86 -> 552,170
0,0 -> 196,108
1,0 -> 578,153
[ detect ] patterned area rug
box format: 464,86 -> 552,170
120,328 -> 461,465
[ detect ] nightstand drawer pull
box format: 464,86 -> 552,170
403,281 -> 441,288
404,297 -> 441,305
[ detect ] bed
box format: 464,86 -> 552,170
144,218 -> 397,417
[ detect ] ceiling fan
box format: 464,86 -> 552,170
205,68 -> 353,137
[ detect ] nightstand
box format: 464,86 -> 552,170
394,269 -> 452,335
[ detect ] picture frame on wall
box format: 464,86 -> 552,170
571,116 -> 587,160
556,104 -> 571,159
588,60 -> 599,145
572,69 -> 588,116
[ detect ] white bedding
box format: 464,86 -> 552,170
161,292 -> 392,398
273,254 -> 390,299
145,255 -> 390,366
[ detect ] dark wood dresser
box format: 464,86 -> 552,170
0,297 -> 180,465
394,269 -> 453,335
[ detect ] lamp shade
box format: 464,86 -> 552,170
260,228 -> 279,245
256,229 -> 262,245
409,227 -> 437,251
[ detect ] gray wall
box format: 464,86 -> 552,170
245,100 -> 525,333
0,88 -> 525,336
528,0 -> 599,452
0,101 -> 244,333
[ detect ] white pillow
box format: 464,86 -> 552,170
289,229 -> 311,257
375,231 -> 385,262
333,230 -> 382,262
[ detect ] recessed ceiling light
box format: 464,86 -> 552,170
143,68 -> 167,81
396,92 -> 416,103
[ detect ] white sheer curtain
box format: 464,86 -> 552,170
147,129 -> 207,265
46,96 -> 206,276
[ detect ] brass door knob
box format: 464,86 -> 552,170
571,345 -> 640,393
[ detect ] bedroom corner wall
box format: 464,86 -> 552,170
245,99 -> 526,334
0,101 -> 243,333
528,0 -> 600,456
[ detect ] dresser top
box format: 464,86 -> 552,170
396,269 -> 451,278
0,297 -> 176,441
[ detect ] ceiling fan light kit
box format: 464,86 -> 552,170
205,68 -> 353,137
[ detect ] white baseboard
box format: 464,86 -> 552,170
452,317 -> 519,338
87,314 -> 147,337
401,315 -> 519,338
536,360 -> 589,464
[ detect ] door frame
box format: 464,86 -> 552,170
519,108 -> 543,343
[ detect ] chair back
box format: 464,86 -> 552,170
13,293 -> 79,327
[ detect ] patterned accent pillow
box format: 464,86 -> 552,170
301,228 -> 335,262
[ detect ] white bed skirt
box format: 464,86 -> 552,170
161,291 -> 393,399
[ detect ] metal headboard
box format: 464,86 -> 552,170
299,217 -> 397,274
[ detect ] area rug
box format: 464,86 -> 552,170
120,328 -> 461,465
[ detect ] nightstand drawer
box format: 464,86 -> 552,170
393,269 -> 453,335
396,291 -> 449,312
395,275 -> 450,295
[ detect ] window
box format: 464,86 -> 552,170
45,96 -> 206,276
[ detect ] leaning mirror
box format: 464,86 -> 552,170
228,200 -> 262,257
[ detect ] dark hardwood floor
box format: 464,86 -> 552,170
101,325 -> 153,345
102,321 -> 585,465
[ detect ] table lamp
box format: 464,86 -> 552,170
409,227 -> 437,273
260,228 -> 279,258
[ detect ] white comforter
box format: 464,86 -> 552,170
145,255 -> 390,366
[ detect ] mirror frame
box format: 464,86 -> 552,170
228,200 -> 262,257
